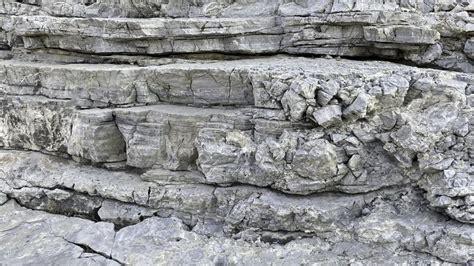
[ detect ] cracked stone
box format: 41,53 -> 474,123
292,139 -> 338,180
313,105 -> 342,127
0,2 -> 473,264
343,93 -> 372,120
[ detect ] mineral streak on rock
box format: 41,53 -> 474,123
0,0 -> 473,264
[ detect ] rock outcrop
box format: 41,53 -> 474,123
0,0 -> 472,264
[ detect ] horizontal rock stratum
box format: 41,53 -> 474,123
0,0 -> 473,265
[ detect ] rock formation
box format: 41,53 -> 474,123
0,0 -> 472,264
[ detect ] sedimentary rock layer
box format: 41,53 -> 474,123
0,56 -> 472,223
0,151 -> 473,264
3,0 -> 474,18
0,56 -> 470,107
0,8 -> 473,71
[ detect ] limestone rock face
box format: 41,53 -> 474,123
0,0 -> 473,264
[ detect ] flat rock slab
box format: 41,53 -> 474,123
0,200 -> 119,265
0,56 -> 467,107
1,11 -> 472,71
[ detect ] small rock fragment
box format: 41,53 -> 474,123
343,93 -> 372,119
313,105 -> 342,127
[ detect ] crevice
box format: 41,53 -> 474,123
146,186 -> 151,205
7,47 -> 465,73
0,194 -> 10,206
0,147 -> 70,160
8,190 -> 103,222
62,237 -> 124,265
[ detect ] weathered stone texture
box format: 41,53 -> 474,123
0,152 -> 473,264
3,0 -> 473,18
0,0 -> 473,264
0,9 -> 472,71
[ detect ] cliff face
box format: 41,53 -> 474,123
0,0 -> 473,264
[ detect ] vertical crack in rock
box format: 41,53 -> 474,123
62,237 -> 125,266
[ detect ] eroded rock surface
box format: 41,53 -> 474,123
0,0 -> 473,264
1,153 -> 474,264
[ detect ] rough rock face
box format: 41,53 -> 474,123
0,0 -> 473,264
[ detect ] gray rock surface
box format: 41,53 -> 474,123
4,0 -> 474,17
0,96 -> 74,152
0,0 -> 449,18
1,177 -> 473,264
0,150 -> 473,264
0,200 -> 120,265
0,8 -> 472,71
0,1 -> 473,264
